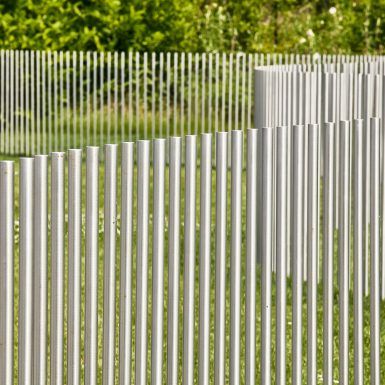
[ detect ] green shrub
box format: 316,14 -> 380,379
0,1 -> 384,54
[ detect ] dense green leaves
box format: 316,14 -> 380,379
0,0 -> 384,54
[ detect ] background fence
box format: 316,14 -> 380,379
0,50 -> 259,155
0,50 -> 384,156
0,52 -> 384,385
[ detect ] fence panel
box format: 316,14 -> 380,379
0,53 -> 383,385
0,50 -> 260,155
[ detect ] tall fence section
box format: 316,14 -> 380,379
0,52 -> 384,385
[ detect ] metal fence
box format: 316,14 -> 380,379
255,58 -> 385,385
0,50 -> 383,156
0,51 -> 384,385
0,125 -> 384,385
0,50 -> 260,155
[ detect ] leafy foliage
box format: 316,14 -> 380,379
0,0 -> 384,54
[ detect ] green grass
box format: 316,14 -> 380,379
2,105 -> 245,158
1,130 -> 385,385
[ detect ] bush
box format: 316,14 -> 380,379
0,1 -> 384,54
